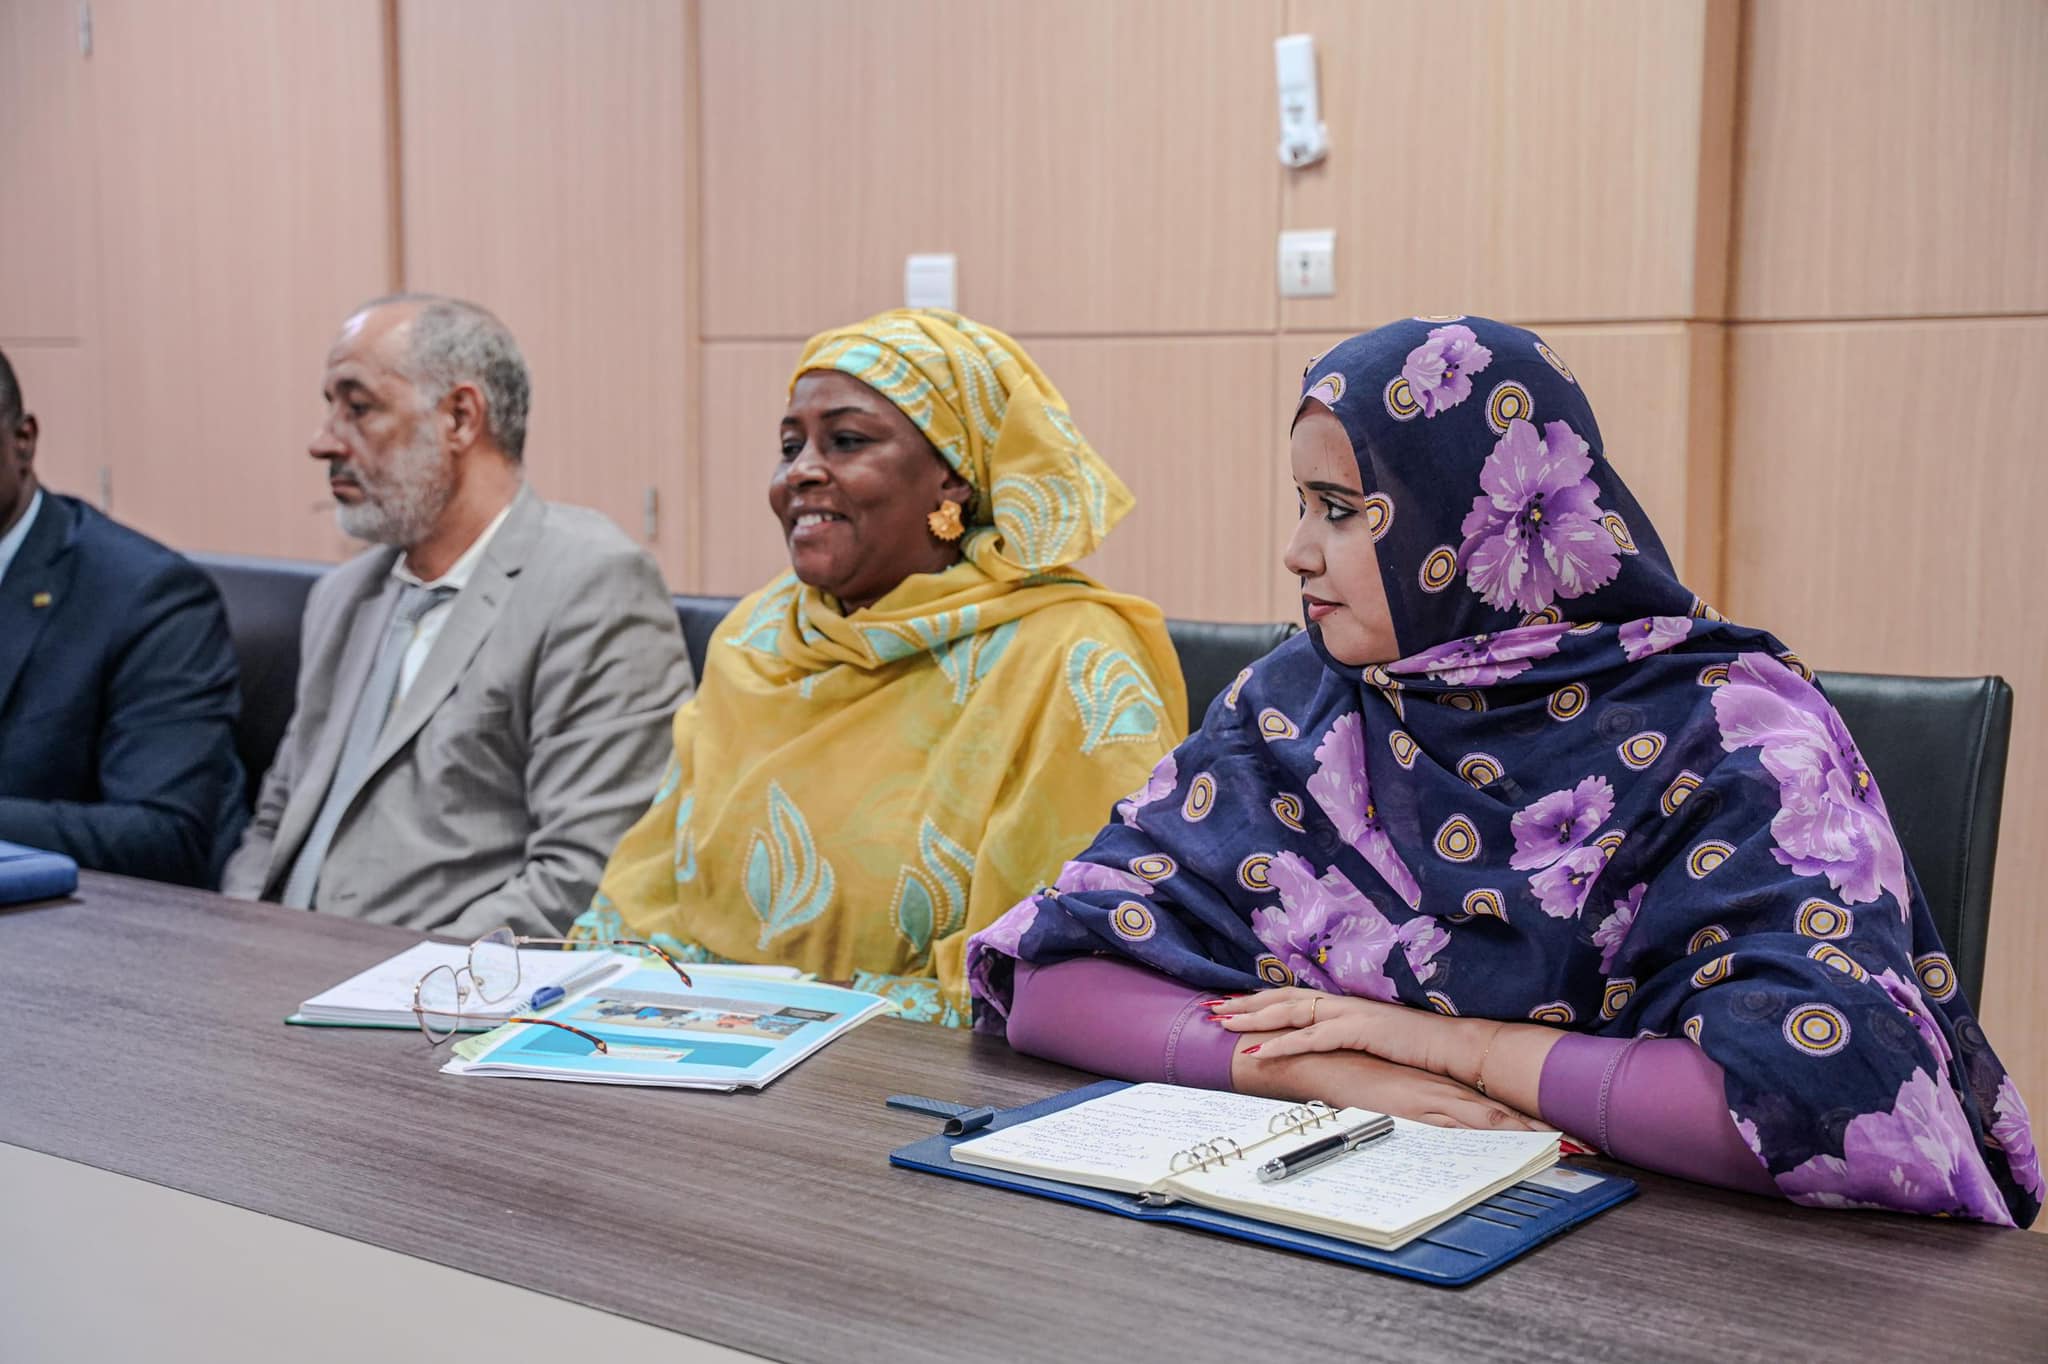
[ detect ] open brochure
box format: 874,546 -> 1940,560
290,942 -> 805,1031
950,1082 -> 1560,1251
442,967 -> 889,1091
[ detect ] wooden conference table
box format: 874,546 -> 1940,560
2,875 -> 2045,1364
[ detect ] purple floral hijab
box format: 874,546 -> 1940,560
970,317 -> 2040,1227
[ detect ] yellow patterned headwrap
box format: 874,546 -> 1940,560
793,309 -> 1134,580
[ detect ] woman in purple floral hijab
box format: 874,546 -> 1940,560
968,317 -> 2040,1226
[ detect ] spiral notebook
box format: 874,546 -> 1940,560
893,1081 -> 1634,1284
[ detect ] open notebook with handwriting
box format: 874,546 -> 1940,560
893,1080 -> 1633,1284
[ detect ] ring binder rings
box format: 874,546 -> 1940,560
890,1081 -> 1635,1286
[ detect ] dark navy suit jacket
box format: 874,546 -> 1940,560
0,493 -> 247,885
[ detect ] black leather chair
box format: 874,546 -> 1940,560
1165,619 -> 1300,729
1819,672 -> 2012,1005
190,553 -> 329,801
673,594 -> 741,682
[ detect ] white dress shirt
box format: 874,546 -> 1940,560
388,501 -> 513,701
0,488 -> 45,586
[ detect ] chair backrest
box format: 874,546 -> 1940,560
1165,619 -> 1300,729
1817,671 -> 2012,1005
189,552 -> 329,802
674,594 -> 741,681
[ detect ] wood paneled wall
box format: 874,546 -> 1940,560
2,0 -> 2042,1192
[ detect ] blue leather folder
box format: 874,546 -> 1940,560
0,840 -> 80,905
890,1079 -> 1635,1286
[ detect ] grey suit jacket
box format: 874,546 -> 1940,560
222,487 -> 692,936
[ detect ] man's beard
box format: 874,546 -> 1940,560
331,424 -> 454,547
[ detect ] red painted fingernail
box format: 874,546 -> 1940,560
1244,1044 -> 1262,1055
1200,999 -> 1230,1008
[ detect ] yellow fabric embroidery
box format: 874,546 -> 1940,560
582,310 -> 1185,1025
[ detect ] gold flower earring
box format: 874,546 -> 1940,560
926,499 -> 965,542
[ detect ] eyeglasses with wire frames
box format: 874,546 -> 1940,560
411,927 -> 695,1053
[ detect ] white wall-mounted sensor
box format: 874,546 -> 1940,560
905,253 -> 957,310
1274,34 -> 1327,169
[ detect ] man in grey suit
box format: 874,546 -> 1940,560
223,294 -> 692,935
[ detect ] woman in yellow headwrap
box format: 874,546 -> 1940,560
579,310 -> 1187,1025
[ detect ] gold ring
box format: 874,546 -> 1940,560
1308,996 -> 1319,1026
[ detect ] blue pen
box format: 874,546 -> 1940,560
525,985 -> 565,1011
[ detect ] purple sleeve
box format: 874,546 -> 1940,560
1006,956 -> 1238,1091
1540,1033 -> 1778,1196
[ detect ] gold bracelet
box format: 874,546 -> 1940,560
1473,1022 -> 1506,1098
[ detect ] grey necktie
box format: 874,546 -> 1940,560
281,583 -> 453,909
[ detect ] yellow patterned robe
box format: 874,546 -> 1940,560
582,563 -> 1186,1024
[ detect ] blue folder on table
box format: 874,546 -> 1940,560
0,841 -> 79,905
890,1079 -> 1634,1286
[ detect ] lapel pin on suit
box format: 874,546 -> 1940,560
31,592 -> 51,608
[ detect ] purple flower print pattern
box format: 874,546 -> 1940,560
1619,615 -> 1693,662
1510,776 -> 1615,871
1713,654 -> 1911,915
1401,324 -> 1493,417
1531,846 -> 1609,920
1394,621 -> 1575,686
1052,860 -> 1157,900
1776,1068 -> 2015,1225
1459,418 -> 1623,614
1593,883 -> 1646,973
1304,714 -> 1423,907
1251,852 -> 1447,1000
1992,1076 -> 2046,1200
1115,753 -> 1178,827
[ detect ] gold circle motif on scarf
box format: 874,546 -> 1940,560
1914,952 -> 1958,1002
1601,511 -> 1639,555
1434,815 -> 1480,863
1258,708 -> 1299,741
1361,493 -> 1394,542
1661,770 -> 1703,815
1438,690 -> 1486,712
1521,605 -> 1562,626
1619,732 -> 1666,769
1535,340 -> 1577,383
1696,663 -> 1732,687
1808,943 -> 1866,981
1689,595 -> 1727,622
1530,1000 -> 1577,1024
1691,954 -> 1733,987
1270,794 -> 1305,832
1427,991 -> 1460,1015
1223,666 -> 1253,709
1388,730 -> 1419,768
1237,854 -> 1276,891
1783,1004 -> 1849,1056
1383,375 -> 1421,421
1594,831 -> 1626,862
1687,840 -> 1736,879
1683,1015 -> 1705,1043
1547,683 -> 1589,720
1486,381 -> 1533,434
1256,954 -> 1293,986
1462,887 -> 1507,921
1689,924 -> 1730,954
1777,651 -> 1815,682
1601,979 -> 1636,1020
1797,899 -> 1851,939
1183,772 -> 1217,822
1110,901 -> 1157,942
1419,546 -> 1459,592
1130,854 -> 1177,883
1457,753 -> 1504,787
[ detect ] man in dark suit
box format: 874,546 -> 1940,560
0,347 -> 248,885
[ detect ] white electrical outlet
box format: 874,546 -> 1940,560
904,254 -> 957,310
1278,229 -> 1336,298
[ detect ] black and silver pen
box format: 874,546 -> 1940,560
1254,1113 -> 1396,1183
